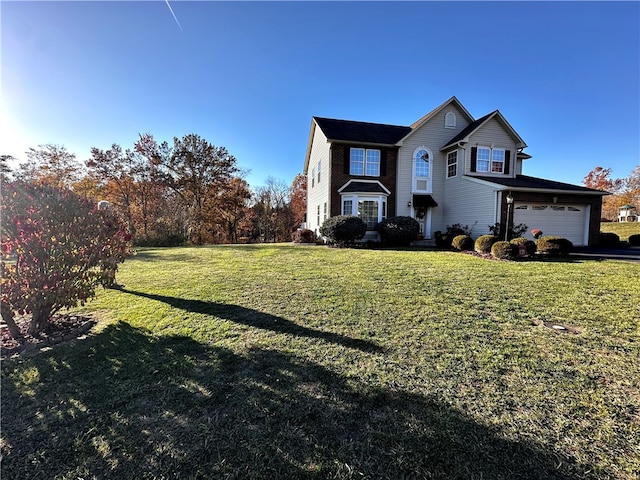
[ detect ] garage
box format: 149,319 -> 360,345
513,202 -> 589,246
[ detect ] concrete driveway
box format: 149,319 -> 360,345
571,246 -> 640,263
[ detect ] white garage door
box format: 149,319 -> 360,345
513,203 -> 589,246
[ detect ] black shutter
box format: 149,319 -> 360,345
470,147 -> 477,172
344,146 -> 350,175
504,150 -> 511,174
381,150 -> 387,176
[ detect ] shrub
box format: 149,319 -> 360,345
378,216 -> 420,246
491,241 -> 516,259
598,232 -> 621,247
510,237 -> 537,256
536,236 -> 573,257
435,224 -> 472,249
629,234 -> 640,246
488,222 -> 528,240
475,235 -> 497,253
291,229 -> 316,244
319,215 -> 367,246
1,181 -> 132,338
451,234 -> 474,251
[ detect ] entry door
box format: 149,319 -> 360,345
414,207 -> 432,239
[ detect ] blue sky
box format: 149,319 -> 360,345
1,1 -> 639,189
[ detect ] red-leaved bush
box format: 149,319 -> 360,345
1,181 -> 132,338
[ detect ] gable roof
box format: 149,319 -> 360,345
313,117 -> 412,145
441,110 -> 527,151
468,174 -> 608,195
399,96 -> 475,145
338,180 -> 391,195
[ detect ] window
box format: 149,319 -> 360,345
317,205 -> 320,225
323,202 -> 327,220
350,148 -> 380,176
342,199 -> 353,215
477,147 -> 490,172
311,167 -> 315,187
342,194 -> 387,229
317,161 -> 321,183
415,149 -> 430,177
365,150 -> 380,176
532,205 -> 547,211
445,111 -> 456,128
551,206 -> 565,211
491,148 -> 505,173
447,150 -> 457,178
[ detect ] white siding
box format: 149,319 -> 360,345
440,175 -> 498,236
306,124 -> 331,233
465,117 -> 519,177
397,104 -> 472,230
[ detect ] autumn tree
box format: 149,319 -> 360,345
289,173 -> 307,228
135,133 -> 239,244
583,166 -> 623,220
252,177 -> 294,242
1,181 -> 132,337
15,144 -> 82,189
0,155 -> 14,185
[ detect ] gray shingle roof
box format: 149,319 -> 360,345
314,117 -> 412,145
441,111 -> 495,149
338,181 -> 389,194
471,174 -> 607,193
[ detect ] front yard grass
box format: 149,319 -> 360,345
2,245 -> 639,479
600,222 -> 640,242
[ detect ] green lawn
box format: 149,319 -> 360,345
600,222 -> 640,242
2,245 -> 639,479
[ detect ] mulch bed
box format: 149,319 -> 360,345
1,314 -> 96,359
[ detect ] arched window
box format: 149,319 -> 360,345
414,148 -> 430,178
445,111 -> 456,128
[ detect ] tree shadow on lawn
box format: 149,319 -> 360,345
1,322 -> 602,479
120,288 -> 383,353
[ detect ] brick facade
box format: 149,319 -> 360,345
329,144 -> 399,218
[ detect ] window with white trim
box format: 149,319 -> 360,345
445,111 -> 456,128
447,150 -> 457,178
415,149 -> 430,177
311,167 -> 315,187
342,199 -> 353,216
341,194 -> 387,229
491,148 -> 505,173
317,205 -> 320,225
323,202 -> 327,221
317,161 -> 321,183
477,147 -> 490,172
350,148 -> 380,176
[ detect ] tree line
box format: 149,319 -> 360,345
1,133 -> 307,245
582,165 -> 640,220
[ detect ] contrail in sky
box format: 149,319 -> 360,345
164,0 -> 183,31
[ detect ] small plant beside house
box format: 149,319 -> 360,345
435,224 -> 472,248
291,228 -> 316,244
491,241 -> 516,260
488,222 -> 528,241
319,215 -> 367,246
598,232 -> 621,247
536,236 -> 573,257
475,235 -> 497,254
510,237 -> 537,257
378,216 -> 420,247
629,234 -> 640,246
451,234 -> 474,251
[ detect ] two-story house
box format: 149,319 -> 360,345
303,97 -> 605,246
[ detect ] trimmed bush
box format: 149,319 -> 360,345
629,234 -> 640,246
491,241 -> 516,259
536,236 -> 573,257
452,234 -> 474,251
378,216 -> 420,246
599,232 -> 621,247
475,235 -> 497,253
291,229 -> 316,244
510,237 -> 537,256
319,215 -> 367,246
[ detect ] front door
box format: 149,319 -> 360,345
414,207 -> 432,239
